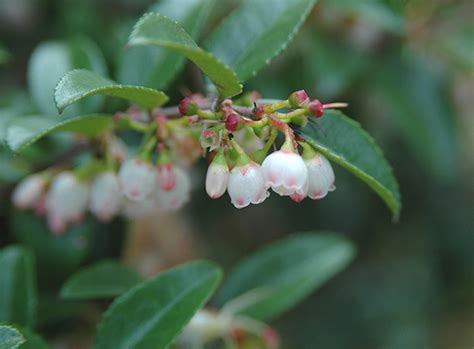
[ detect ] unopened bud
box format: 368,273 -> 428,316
225,113 -> 239,132
307,99 -> 324,118
179,96 -> 199,116
288,90 -> 310,107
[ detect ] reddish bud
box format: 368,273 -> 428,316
263,328 -> 280,349
179,96 -> 199,116
225,113 -> 239,132
254,105 -> 265,118
288,90 -> 310,107
308,99 -> 324,118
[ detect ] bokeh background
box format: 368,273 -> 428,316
0,0 -> 473,348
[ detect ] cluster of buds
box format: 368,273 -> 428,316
12,89 -> 346,233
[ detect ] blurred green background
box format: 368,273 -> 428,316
0,0 -> 473,348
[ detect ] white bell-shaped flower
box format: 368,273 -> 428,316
305,152 -> 335,199
227,162 -> 268,209
89,172 -> 123,221
262,150 -> 308,196
46,172 -> 89,234
12,174 -> 46,210
157,163 -> 177,191
118,158 -> 157,201
205,150 -> 229,199
155,166 -> 191,211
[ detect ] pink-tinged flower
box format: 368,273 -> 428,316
108,135 -> 128,163
157,163 -> 177,191
205,151 -> 229,199
288,90 -> 310,107
89,172 -> 123,222
46,172 -> 89,234
118,158 -> 157,201
307,99 -> 324,118
155,166 -> 191,211
227,162 -> 268,209
12,174 -> 46,210
262,150 -> 308,196
305,152 -> 335,199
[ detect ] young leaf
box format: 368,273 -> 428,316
54,69 -> 169,113
0,246 -> 37,328
96,261 -> 222,349
118,0 -> 215,90
207,0 -> 317,82
0,326 -> 25,349
128,13 -> 242,97
6,114 -> 112,152
60,261 -> 143,300
216,233 -> 355,321
27,40 -> 106,116
301,110 -> 401,220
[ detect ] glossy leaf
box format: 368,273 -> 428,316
60,261 -> 143,300
27,40 -> 106,116
0,246 -> 37,328
207,0 -> 317,82
54,69 -> 169,112
96,261 -> 222,349
128,13 -> 242,97
6,114 -> 112,152
118,0 -> 215,90
15,328 -> 49,349
216,233 -> 355,321
0,326 -> 24,349
302,110 -> 401,220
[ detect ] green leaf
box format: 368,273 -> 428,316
54,69 -> 169,113
118,0 -> 215,90
216,233 -> 355,321
27,40 -> 106,116
207,0 -> 317,82
16,327 -> 49,349
60,261 -> 143,300
6,114 -> 112,152
301,110 -> 401,220
0,44 -> 11,66
0,326 -> 25,349
128,13 -> 242,97
0,246 -> 37,328
96,261 -> 222,349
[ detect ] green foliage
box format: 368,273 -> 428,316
302,110 -> 401,220
128,13 -> 242,97
6,114 -> 112,152
60,261 -> 143,300
54,69 -> 169,113
0,246 -> 37,328
0,44 -> 11,66
0,326 -> 24,349
216,233 -> 355,321
96,261 -> 222,349
118,0 -> 215,90
27,39 -> 106,117
14,328 -> 49,349
207,0 -> 317,82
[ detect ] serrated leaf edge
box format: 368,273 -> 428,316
0,325 -> 26,349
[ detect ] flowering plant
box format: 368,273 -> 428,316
0,0 -> 405,348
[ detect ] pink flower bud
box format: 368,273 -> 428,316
179,95 -> 205,116
225,113 -> 239,132
227,162 -> 269,209
46,172 -> 89,234
205,152 -> 229,199
262,150 -> 308,196
12,174 -> 46,209
89,172 -> 123,222
308,99 -> 324,118
157,163 -> 177,191
288,90 -> 310,107
155,166 -> 191,211
118,158 -> 157,201
305,152 -> 335,199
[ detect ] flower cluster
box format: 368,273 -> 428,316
12,89 -> 345,233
